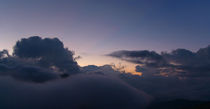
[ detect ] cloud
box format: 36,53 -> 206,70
81,64 -> 121,77
11,65 -> 59,83
0,74 -> 152,109
135,65 -> 145,72
108,46 -> 210,101
120,73 -> 210,101
0,49 -> 10,59
0,36 -> 82,83
108,45 -> 210,78
81,64 -> 210,101
0,58 -> 59,83
0,36 -> 152,109
0,36 -> 210,108
108,50 -> 165,66
13,36 -> 80,75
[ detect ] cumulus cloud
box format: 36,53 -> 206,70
0,36 -> 81,83
0,74 -> 152,109
13,36 -> 80,75
108,45 -> 210,78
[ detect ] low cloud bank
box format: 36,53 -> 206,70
0,74 -> 151,109
120,73 -> 210,101
108,45 -> 210,101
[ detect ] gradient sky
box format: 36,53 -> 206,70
0,0 -> 210,72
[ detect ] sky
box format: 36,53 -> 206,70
0,0 -> 210,72
1,1 -> 210,108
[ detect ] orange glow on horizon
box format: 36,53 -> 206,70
77,55 -> 142,76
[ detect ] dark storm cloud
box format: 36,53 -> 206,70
108,45 -> 210,78
13,36 -> 80,75
0,74 -> 152,109
0,36 -> 81,83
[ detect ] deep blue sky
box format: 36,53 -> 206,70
0,0 -> 210,67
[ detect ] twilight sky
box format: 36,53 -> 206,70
0,0 -> 210,72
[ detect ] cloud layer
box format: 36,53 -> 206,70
108,45 -> 210,78
0,74 -> 151,109
0,36 -> 210,109
0,36 -> 152,109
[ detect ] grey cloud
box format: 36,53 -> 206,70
108,45 -> 210,78
135,65 -> 145,72
81,64 -> 121,77
0,60 -> 59,83
13,36 -> 80,75
1,36 -> 210,108
120,73 -> 210,101
0,36 -> 82,83
11,65 -> 59,83
0,74 -> 152,109
108,50 -> 165,65
0,50 -> 10,59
